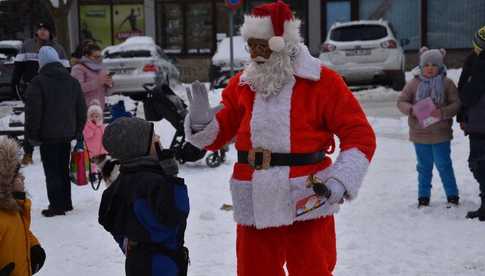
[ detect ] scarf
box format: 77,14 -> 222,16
80,56 -> 104,72
416,68 -> 446,105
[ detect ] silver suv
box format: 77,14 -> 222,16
319,20 -> 407,91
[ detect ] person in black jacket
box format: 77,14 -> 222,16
99,117 -> 189,276
11,22 -> 70,166
24,46 -> 87,217
457,26 -> 485,221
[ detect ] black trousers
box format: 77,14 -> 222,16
40,142 -> 72,210
469,136 -> 485,199
23,139 -> 34,155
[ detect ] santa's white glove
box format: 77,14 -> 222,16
186,81 -> 222,131
324,178 -> 346,204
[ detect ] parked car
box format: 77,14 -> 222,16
0,40 -> 22,101
210,36 -> 250,89
319,20 -> 407,91
102,36 -> 179,100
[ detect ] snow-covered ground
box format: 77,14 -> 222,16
5,68 -> 485,275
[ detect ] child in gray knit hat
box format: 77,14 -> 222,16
397,46 -> 461,208
99,117 -> 190,276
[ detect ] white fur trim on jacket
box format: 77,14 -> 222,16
184,115 -> 220,149
316,148 -> 370,200
230,175 -> 341,227
248,77 -> 295,229
293,44 -> 321,81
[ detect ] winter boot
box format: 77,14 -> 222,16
466,197 -> 485,221
447,196 -> 460,206
41,208 -> 66,217
418,197 -> 430,208
21,153 -> 33,165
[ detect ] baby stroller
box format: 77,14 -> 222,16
142,83 -> 227,168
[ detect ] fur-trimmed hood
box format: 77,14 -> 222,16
0,137 -> 22,211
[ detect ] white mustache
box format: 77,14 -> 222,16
252,56 -> 269,63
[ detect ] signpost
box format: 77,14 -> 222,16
225,0 -> 243,76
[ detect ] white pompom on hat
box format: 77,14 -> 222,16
240,0 -> 302,52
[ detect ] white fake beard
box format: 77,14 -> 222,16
242,43 -> 299,99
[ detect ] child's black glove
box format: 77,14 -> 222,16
30,245 -> 46,274
0,263 -> 15,276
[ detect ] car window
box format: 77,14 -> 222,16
104,50 -> 152,59
330,25 -> 388,42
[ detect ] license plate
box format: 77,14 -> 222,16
345,49 -> 371,56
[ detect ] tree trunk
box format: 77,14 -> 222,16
52,10 -> 71,52
41,0 -> 75,53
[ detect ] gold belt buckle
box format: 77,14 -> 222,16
248,147 -> 271,170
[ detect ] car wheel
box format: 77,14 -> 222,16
391,70 -> 405,91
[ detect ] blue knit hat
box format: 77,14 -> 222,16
38,46 -> 60,68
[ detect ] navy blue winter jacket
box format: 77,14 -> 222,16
98,157 -> 189,276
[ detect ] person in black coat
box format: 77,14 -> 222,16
99,117 -> 189,276
24,46 -> 87,217
11,22 -> 70,166
457,26 -> 485,221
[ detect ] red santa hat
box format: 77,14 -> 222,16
240,0 -> 302,52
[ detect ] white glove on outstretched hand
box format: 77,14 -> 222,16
186,81 -> 222,131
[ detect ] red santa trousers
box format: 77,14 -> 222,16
236,216 -> 336,276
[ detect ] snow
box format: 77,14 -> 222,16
211,36 -> 250,69
8,68 -> 485,276
102,36 -> 157,57
0,40 -> 22,49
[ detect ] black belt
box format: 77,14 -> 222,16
238,148 -> 325,170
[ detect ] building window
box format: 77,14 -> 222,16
359,0 -> 419,50
186,3 -> 213,54
157,1 -> 216,55
78,1 -> 145,48
158,3 -> 184,54
427,0 -> 485,49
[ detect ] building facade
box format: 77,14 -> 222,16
2,0 -> 483,81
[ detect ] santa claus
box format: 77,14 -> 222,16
185,1 -> 376,275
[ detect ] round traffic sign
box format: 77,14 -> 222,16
225,0 -> 243,10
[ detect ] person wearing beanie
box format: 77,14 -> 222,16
457,26 -> 485,221
11,22 -> 70,167
0,137 -> 46,276
98,117 -> 189,276
184,1 -> 376,275
397,47 -> 460,208
71,43 -> 112,109
24,46 -> 87,217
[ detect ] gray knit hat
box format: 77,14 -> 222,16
419,47 -> 446,68
473,26 -> 485,51
102,117 -> 154,161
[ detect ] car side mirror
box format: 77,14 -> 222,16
400,38 -> 410,47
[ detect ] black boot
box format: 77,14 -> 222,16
41,208 -> 66,217
418,197 -> 430,208
447,196 -> 459,206
466,197 -> 485,221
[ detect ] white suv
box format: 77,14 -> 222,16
319,20 -> 407,90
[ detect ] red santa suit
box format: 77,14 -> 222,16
185,2 -> 376,275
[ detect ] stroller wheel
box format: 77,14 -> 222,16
206,152 -> 222,168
